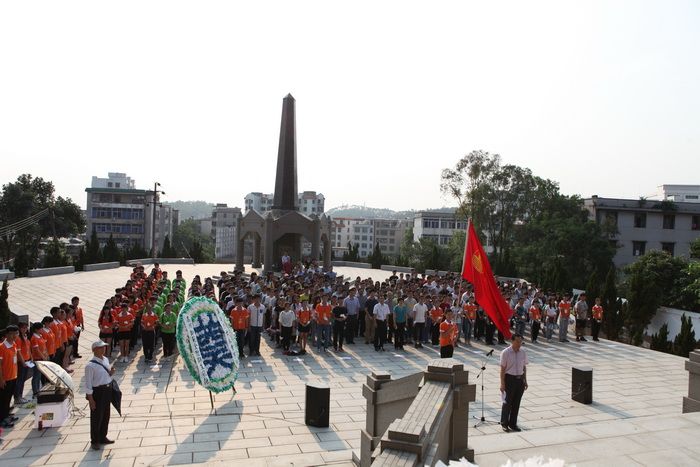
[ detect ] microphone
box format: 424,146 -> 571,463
486,349 -> 494,357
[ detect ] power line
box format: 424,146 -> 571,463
0,208 -> 50,237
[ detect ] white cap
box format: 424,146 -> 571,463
92,340 -> 109,350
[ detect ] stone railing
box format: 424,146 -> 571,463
83,261 -> 121,272
126,258 -> 195,266
0,269 -> 15,281
355,359 -> 476,467
27,266 -> 75,277
683,350 -> 700,413
380,265 -> 414,273
332,261 -> 372,269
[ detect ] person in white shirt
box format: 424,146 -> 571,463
85,341 -> 115,449
278,303 -> 296,354
247,295 -> 266,356
412,296 -> 428,348
373,296 -> 391,352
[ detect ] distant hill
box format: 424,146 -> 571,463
166,200 -> 215,221
326,205 -> 457,219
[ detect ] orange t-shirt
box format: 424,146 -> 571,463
99,316 -> 114,334
75,307 -> 84,327
0,341 -> 18,381
430,307 -> 443,322
559,302 -> 571,319
39,328 -> 56,355
297,309 -> 311,326
230,308 -> 250,331
315,304 -> 332,324
592,305 -> 603,320
463,304 -> 477,320
116,312 -> 135,332
439,320 -> 457,347
18,338 -> 31,361
49,321 -> 65,346
64,318 -> 75,340
141,313 -> 158,331
529,306 -> 541,321
31,334 -> 47,360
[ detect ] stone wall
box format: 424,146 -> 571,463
84,261 -> 121,272
684,350 -> 700,413
27,266 -> 75,277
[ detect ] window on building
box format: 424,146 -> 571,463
361,243 -> 367,249
115,182 -> 120,188
380,245 -> 387,251
107,182 -> 113,187
389,238 -> 395,244
388,246 -> 395,252
686,195 -> 699,200
113,195 -> 121,203
634,212 -> 646,228
692,216 -> 700,231
439,236 -> 449,245
423,219 -> 439,229
354,235 -> 360,240
362,235 -> 368,241
362,227 -> 368,233
663,214 -> 675,230
661,242 -> 675,256
632,241 -> 646,257
604,211 -> 618,227
440,220 -> 455,229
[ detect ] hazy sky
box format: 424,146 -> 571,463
1,1 -> 698,211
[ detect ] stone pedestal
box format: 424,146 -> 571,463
683,350 -> 700,413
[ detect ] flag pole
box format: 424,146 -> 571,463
457,218 -> 472,307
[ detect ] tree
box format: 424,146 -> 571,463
650,323 -> 672,354
0,280 -> 10,329
102,234 -> 120,262
342,242 -> 360,262
624,251 -> 686,345
601,266 -> 623,341
367,243 -> 384,269
673,314 -> 697,357
441,150 -> 560,272
585,269 -> 603,310
74,244 -> 87,271
0,174 -> 84,274
447,230 -> 466,272
85,229 -> 102,264
172,219 -> 214,262
43,238 -> 68,268
691,237 -> 700,260
160,235 -> 177,258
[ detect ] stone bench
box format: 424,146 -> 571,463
27,266 -> 75,277
84,261 -> 121,272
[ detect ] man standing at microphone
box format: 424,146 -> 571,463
500,333 -> 528,432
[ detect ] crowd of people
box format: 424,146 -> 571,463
0,296 -> 85,432
0,260 -> 608,444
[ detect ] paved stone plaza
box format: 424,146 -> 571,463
0,265 -> 696,466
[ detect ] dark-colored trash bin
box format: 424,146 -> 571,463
305,382 -> 330,427
572,366 -> 593,404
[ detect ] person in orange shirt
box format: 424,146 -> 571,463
314,295 -> 332,353
49,307 -> 69,372
296,299 -> 312,355
63,307 -> 77,369
140,304 -> 159,362
98,306 -> 115,356
558,294 -> 572,343
528,300 -> 542,343
591,297 -> 604,342
40,317 -> 57,362
115,304 -> 135,363
13,322 -> 33,405
462,297 -> 478,345
229,297 -> 250,358
30,322 -> 49,398
0,325 -> 23,427
71,296 -> 84,359
439,309 -> 458,358
430,304 -> 443,346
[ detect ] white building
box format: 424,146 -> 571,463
413,210 -> 468,246
655,185 -> 700,203
245,191 -> 325,216
331,217 -> 410,259
212,204 -> 241,260
90,172 -> 136,190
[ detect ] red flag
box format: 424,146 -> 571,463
461,221 -> 513,339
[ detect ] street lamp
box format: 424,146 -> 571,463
146,182 -> 166,259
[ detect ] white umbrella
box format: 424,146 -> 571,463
35,361 -> 76,396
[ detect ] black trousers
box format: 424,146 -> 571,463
358,309 -> 366,337
90,385 -> 112,444
0,378 -> 16,421
440,345 -> 454,358
531,321 -> 540,342
235,330 -> 247,356
395,322 -> 406,349
333,322 -> 345,350
345,315 -> 357,343
374,320 -> 387,350
485,324 -> 495,345
592,319 -> 601,340
431,322 -> 440,345
501,374 -> 525,428
142,330 -> 155,360
162,333 -> 176,357
413,322 -> 425,344
281,326 -> 292,351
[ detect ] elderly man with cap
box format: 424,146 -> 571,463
85,340 -> 115,449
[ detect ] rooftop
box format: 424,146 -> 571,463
1,265 -> 695,466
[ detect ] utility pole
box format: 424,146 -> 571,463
148,182 -> 165,260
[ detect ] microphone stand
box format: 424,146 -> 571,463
474,348 -> 499,427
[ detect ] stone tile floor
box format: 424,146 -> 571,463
0,265 -> 694,466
